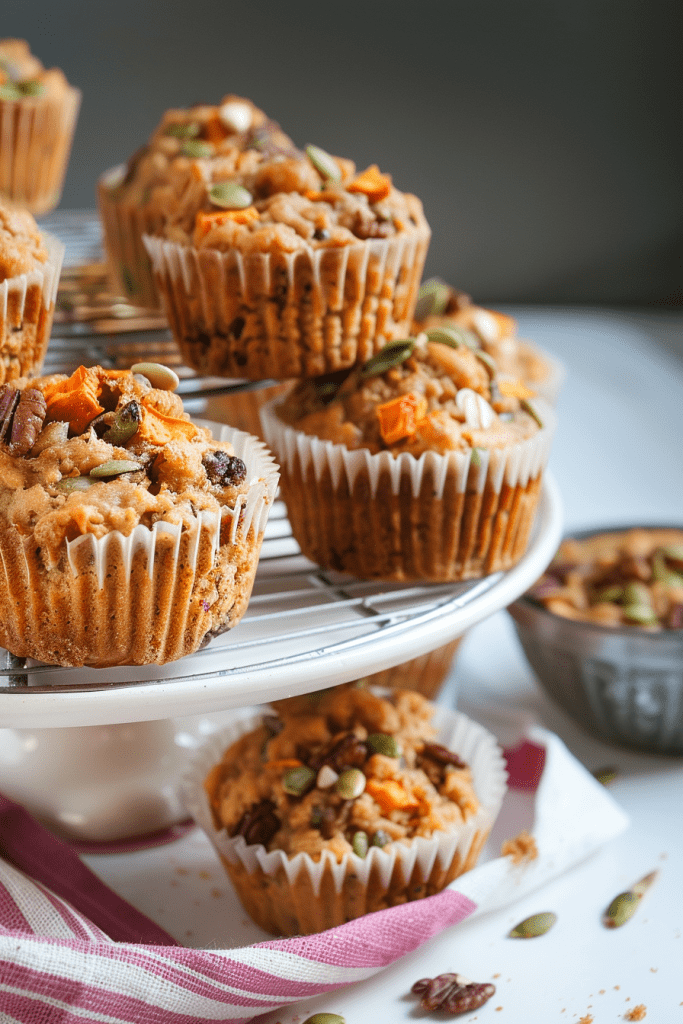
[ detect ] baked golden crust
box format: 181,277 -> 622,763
0,202 -> 47,279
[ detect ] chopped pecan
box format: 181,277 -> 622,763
420,742 -> 467,769
412,973 -> 496,1014
232,799 -> 280,847
309,733 -> 368,773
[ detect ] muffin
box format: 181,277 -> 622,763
99,94 -> 430,374
526,527 -> 683,630
362,639 -> 462,699
0,39 -> 81,215
0,200 -> 64,384
0,361 -> 278,666
413,278 -> 565,405
189,684 -> 506,935
260,333 -> 556,582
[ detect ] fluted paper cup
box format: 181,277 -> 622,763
260,398 -> 556,582
0,230 -> 64,384
0,86 -> 81,215
98,166 -> 162,309
184,704 -> 507,936
143,223 -> 431,380
0,423 -> 279,667
363,639 -> 463,699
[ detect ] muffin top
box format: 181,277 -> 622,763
0,363 -> 251,569
529,528 -> 683,630
413,278 -> 550,387
0,39 -> 72,101
275,333 -> 547,457
205,684 -> 480,862
104,94 -> 429,253
0,201 -> 48,280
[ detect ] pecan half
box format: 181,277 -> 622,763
232,799 -> 280,847
412,973 -> 495,1014
8,388 -> 47,456
309,733 -> 368,773
420,742 -> 467,769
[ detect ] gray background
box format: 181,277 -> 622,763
4,0 -> 682,305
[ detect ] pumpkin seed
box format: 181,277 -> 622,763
424,325 -> 466,349
89,459 -> 141,479
592,765 -> 619,786
652,549 -> 683,587
165,121 -> 200,140
181,140 -> 214,159
0,83 -> 22,100
372,829 -> 391,848
306,144 -> 341,182
103,401 -> 141,446
604,891 -> 640,928
335,768 -> 366,799
595,585 -> 624,604
623,604 -> 659,626
415,278 -> 451,320
302,1014 -> 346,1024
282,765 -> 316,797
623,581 -> 652,606
661,544 -> 683,570
209,181 -> 253,209
360,339 -> 415,379
521,398 -> 543,428
366,733 -> 401,758
19,80 -> 44,97
474,350 -> 497,378
56,476 -> 96,493
352,831 -> 369,858
130,362 -> 180,391
508,911 -> 557,938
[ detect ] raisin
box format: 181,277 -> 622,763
203,450 -> 247,487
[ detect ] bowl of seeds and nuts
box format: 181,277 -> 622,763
507,526 -> 683,753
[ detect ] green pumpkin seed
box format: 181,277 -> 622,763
474,350 -> 497,378
623,581 -> 652,606
366,733 -> 401,758
652,550 -> 683,587
661,544 -> 683,570
0,83 -> 22,100
604,891 -> 640,928
361,339 -> 415,379
306,144 -> 341,182
89,459 -> 141,479
521,399 -> 543,428
209,181 -> 253,209
414,278 -> 451,321
335,768 -> 366,800
595,585 -> 624,604
282,765 -> 316,797
424,325 -> 466,349
372,829 -> 391,848
19,80 -> 45,97
103,401 -> 141,446
352,831 -> 369,858
592,765 -> 619,786
165,121 -> 200,140
56,476 -> 96,493
130,362 -> 180,391
623,604 -> 659,626
181,140 -> 214,159
508,911 -> 557,938
302,1014 -> 346,1024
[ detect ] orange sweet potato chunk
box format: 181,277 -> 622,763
366,778 -> 420,814
376,393 -> 428,445
194,207 -> 259,244
43,366 -> 104,433
347,164 -> 392,203
138,397 -> 198,445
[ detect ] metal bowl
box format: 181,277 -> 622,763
507,524 -> 683,754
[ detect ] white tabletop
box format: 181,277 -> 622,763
84,308 -> 683,1023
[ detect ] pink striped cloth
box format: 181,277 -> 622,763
0,733 -> 628,1023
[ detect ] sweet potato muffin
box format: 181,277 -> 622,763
413,278 -> 564,405
100,94 -> 430,373
261,332 -> 555,581
0,361 -> 277,666
0,39 -> 80,215
196,684 -> 505,935
0,200 -> 64,384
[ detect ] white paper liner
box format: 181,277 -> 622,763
98,165 -> 161,309
0,87 -> 81,215
63,422 -> 279,585
0,230 -> 64,321
184,703 -> 507,898
143,222 -> 430,378
260,396 -> 556,500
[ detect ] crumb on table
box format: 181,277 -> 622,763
501,829 -> 538,864
624,1006 -> 647,1021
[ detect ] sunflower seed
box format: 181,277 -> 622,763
508,911 -> 557,938
130,362 -> 180,391
316,765 -> 339,789
209,181 -> 253,209
306,144 -> 341,182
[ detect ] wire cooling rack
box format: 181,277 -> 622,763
0,213 -> 563,724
